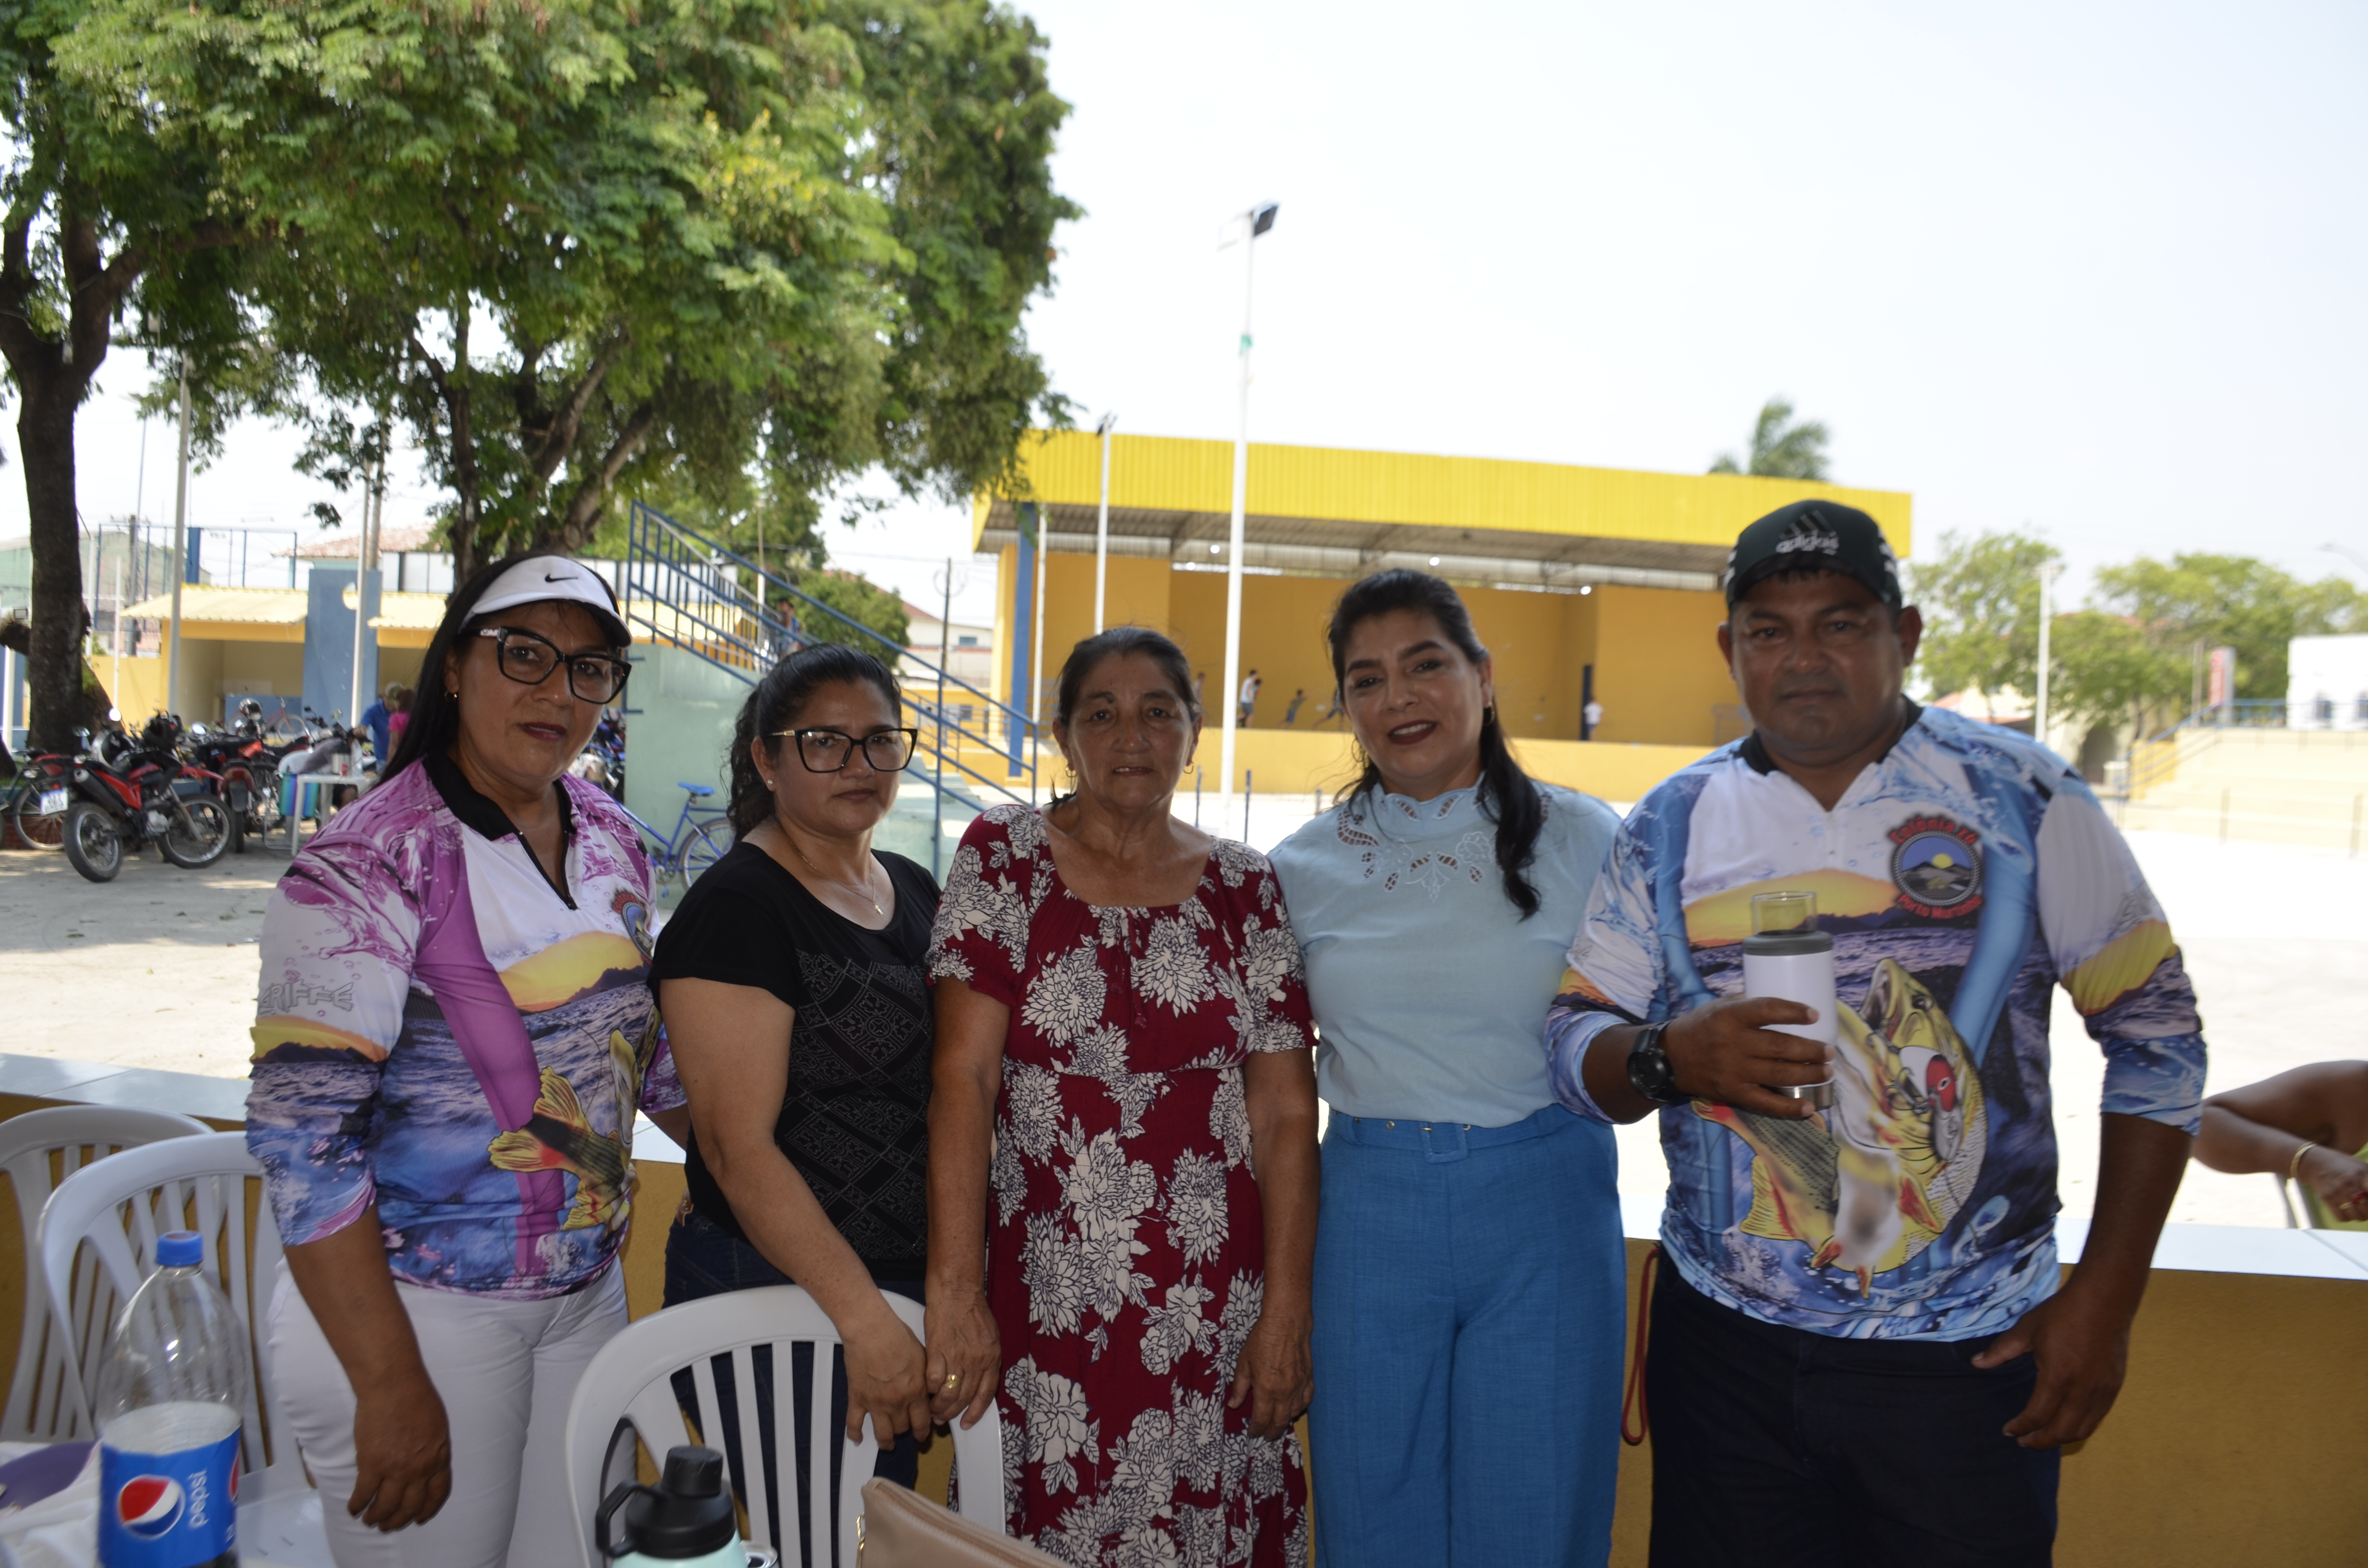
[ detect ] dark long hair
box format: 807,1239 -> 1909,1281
381,549 -> 628,785
1049,627 -> 1200,806
1326,569 -> 1545,918
727,643 -> 904,838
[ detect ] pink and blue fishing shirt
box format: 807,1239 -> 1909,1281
247,754 -> 684,1297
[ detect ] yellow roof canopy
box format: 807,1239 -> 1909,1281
975,429 -> 1912,590
125,584 -> 450,631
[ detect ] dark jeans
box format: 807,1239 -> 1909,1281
1647,1257 -> 2060,1568
664,1209 -> 924,1568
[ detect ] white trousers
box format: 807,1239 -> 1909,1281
266,1258 -> 627,1568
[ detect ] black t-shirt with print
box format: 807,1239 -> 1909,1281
651,839 -> 939,1280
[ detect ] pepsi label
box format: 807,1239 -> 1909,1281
99,1408 -> 239,1568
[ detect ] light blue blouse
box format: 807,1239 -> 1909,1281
1269,781 -> 1621,1128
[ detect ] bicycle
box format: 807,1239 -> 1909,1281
621,780 -> 733,892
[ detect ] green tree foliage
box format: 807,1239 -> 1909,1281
61,0 -> 1077,581
1907,529 -> 2059,710
790,567 -> 910,650
1709,396 -> 1831,480
0,0 -> 250,747
2044,610 -> 2184,736
2090,553 -> 2368,705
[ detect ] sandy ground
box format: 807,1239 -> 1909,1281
3,811 -> 2360,1228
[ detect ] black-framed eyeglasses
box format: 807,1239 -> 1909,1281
477,626 -> 632,704
771,727 -> 919,773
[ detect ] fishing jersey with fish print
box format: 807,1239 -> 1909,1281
1544,704 -> 2206,1340
247,755 -> 685,1298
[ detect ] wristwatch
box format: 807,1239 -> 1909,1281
1626,1021 -> 1683,1105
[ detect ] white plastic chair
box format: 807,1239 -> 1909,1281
0,1104 -> 210,1442
563,1284 -> 1005,1568
38,1131 -> 332,1567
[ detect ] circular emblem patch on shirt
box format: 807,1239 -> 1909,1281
1889,815 -> 1983,919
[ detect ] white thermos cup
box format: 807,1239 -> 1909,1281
1741,890 -> 1836,1109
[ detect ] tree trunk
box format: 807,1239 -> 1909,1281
0,213 -> 140,752
17,384 -> 86,752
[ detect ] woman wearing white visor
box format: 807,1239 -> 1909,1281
249,552 -> 692,1567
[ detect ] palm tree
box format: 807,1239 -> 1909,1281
1709,396 -> 1831,480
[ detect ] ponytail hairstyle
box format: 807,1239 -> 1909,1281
1325,569 -> 1546,918
382,548 -> 623,784
726,642 -> 903,839
1048,626 -> 1200,807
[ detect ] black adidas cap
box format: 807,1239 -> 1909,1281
1723,500 -> 1902,610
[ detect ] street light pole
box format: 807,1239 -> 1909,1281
166,371 -> 192,721
1219,201 -> 1277,838
2034,561 -> 2063,751
1094,411 -> 1117,634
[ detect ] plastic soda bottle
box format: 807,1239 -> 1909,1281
94,1230 -> 250,1568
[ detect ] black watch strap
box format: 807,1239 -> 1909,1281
1627,1021 -> 1682,1105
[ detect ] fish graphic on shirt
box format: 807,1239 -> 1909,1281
1694,958 -> 1989,1291
486,1029 -> 642,1232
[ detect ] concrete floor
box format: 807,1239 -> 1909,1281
3,815 -> 2360,1228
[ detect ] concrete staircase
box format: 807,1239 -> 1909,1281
2119,728 -> 2368,853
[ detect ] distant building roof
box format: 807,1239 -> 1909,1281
280,524 -> 442,559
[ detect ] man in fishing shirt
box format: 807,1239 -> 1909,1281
1545,501 -> 2204,1566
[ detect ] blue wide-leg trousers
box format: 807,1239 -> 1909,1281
1309,1103 -> 1623,1568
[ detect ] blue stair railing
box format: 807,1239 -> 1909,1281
621,500 -> 1037,872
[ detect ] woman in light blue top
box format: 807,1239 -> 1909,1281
1269,570 -> 1624,1567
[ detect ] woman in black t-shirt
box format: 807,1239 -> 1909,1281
651,643 -> 940,1474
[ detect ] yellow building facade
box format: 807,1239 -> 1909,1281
977,430 -> 1912,767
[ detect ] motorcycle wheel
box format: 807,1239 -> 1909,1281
62,801 -> 123,882
161,794 -> 234,869
11,783 -> 66,851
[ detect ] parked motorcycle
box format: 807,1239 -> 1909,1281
187,706 -> 290,853
568,713 -> 626,799
60,713 -> 234,882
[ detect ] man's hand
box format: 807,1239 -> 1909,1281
1974,1280 -> 2131,1449
1664,994 -> 1835,1120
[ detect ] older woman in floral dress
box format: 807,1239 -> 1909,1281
925,627 -> 1320,1568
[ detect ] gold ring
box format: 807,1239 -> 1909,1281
943,1373 -> 960,1391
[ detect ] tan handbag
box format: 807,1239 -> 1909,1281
856,1477 -> 1065,1566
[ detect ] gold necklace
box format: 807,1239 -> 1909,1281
782,828 -> 885,917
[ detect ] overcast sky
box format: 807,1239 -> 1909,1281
7,0 -> 2363,624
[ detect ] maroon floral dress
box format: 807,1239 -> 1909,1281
928,805 -> 1313,1568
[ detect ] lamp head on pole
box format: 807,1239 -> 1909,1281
1096,411 -> 1118,438
1218,202 -> 1281,247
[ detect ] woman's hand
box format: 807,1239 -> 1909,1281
841,1300 -> 935,1448
925,1288 -> 1003,1430
1228,1308 -> 1313,1440
2302,1144 -> 2368,1221
348,1365 -> 452,1530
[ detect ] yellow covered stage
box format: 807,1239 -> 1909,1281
975,429 -> 1912,772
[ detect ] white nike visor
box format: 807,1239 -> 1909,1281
472,556 -> 631,646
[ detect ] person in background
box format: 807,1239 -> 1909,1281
248,554 -> 689,1568
651,644 -> 941,1479
359,683 -> 401,765
1548,501 -> 2206,1566
2195,1063 -> 2368,1226
1269,570 -> 1625,1567
385,684 -> 413,752
1238,667 -> 1262,725
1283,687 -> 1307,726
927,626 -> 1320,1564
